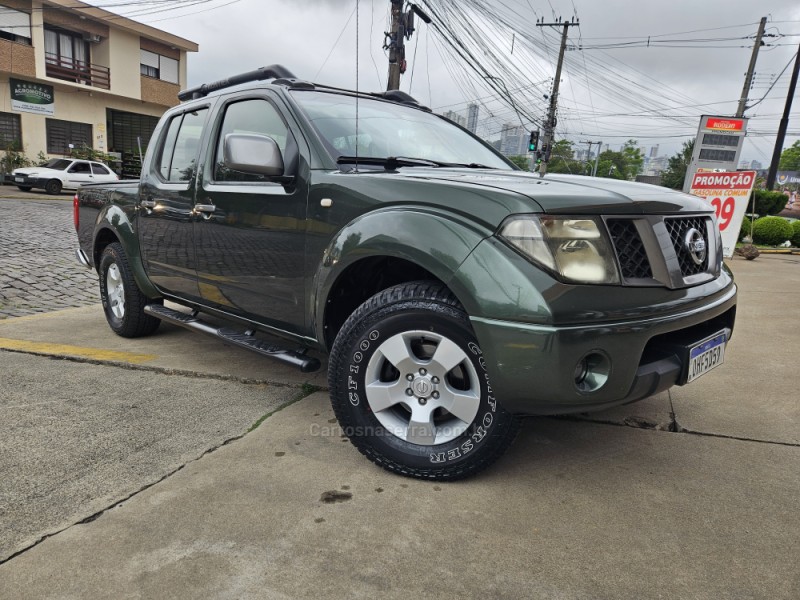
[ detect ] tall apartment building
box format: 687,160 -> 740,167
0,0 -> 197,175
466,102 -> 478,134
499,123 -> 526,156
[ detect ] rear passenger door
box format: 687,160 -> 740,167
139,106 -> 211,299
193,95 -> 308,334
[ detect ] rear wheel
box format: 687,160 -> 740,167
45,179 -> 62,195
99,242 -> 161,338
329,281 -> 521,480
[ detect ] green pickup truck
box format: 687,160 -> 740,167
75,66 -> 737,480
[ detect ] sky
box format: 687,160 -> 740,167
98,0 -> 800,167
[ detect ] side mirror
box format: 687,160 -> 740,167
223,133 -> 284,177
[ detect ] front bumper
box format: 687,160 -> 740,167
470,282 -> 737,415
10,175 -> 46,188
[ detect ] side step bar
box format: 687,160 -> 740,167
144,304 -> 321,373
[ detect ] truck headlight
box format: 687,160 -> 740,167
499,216 -> 620,284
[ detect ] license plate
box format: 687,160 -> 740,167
686,332 -> 726,383
15,177 -> 24,183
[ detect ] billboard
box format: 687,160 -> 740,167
683,115 -> 748,192
10,78 -> 54,116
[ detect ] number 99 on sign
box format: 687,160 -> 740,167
710,197 -> 735,231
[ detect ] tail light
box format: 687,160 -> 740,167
73,194 -> 79,231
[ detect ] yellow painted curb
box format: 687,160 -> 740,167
0,337 -> 157,364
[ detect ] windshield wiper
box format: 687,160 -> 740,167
337,156 -> 444,171
442,162 -> 493,169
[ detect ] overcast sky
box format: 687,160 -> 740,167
106,0 -> 800,165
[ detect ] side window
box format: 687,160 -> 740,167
214,99 -> 288,182
91,163 -> 110,175
68,162 -> 90,174
157,108 -> 208,183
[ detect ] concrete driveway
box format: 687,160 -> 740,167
0,254 -> 798,599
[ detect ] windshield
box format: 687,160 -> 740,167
292,91 -> 512,170
42,159 -> 72,170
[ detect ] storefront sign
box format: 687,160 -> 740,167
10,78 -> 54,116
689,170 -> 757,258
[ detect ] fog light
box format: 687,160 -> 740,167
574,358 -> 589,385
574,352 -> 611,393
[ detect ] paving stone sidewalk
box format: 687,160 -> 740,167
0,198 -> 98,319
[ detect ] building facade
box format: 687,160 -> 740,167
499,123 -> 526,156
0,0 -> 197,176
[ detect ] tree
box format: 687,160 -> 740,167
596,140 -> 644,181
661,139 -> 695,190
507,155 -> 530,171
547,140 -> 585,174
778,140 -> 800,171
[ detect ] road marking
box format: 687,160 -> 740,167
0,306 -> 97,324
0,338 -> 157,364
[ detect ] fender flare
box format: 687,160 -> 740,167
93,204 -> 161,299
312,207 -> 489,340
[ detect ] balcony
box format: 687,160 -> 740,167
45,53 -> 110,90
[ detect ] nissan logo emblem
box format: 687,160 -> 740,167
684,228 -> 707,266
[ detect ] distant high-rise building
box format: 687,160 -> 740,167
499,123 -> 527,156
467,103 -> 479,133
442,110 -> 467,128
649,145 -> 659,158
750,160 -> 762,170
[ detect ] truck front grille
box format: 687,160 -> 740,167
607,219 -> 653,280
602,214 -> 717,289
665,216 -> 710,277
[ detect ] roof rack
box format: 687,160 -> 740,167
178,64 -> 297,101
369,90 -> 430,111
177,65 -> 430,111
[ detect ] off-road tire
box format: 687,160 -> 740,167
99,242 -> 161,338
45,179 -> 62,195
329,281 -> 521,480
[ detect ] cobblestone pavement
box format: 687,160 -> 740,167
0,198 -> 99,319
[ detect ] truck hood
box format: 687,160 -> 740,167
403,168 -> 711,215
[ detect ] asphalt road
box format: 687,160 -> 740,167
0,190 -> 798,598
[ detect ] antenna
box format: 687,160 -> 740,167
137,136 -> 144,173
355,0 -> 360,172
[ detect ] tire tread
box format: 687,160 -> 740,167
328,280 -> 521,481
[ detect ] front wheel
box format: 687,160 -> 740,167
328,281 -> 521,480
45,179 -> 62,195
99,242 -> 161,338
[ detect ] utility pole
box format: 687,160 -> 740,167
580,140 -> 602,176
592,142 -> 602,177
736,17 -> 767,118
385,1 -> 430,91
766,41 -> 800,190
536,17 -> 578,177
386,0 -> 404,91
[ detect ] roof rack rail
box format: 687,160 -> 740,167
370,90 -> 431,111
178,65 -> 297,101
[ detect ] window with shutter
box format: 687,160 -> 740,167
46,119 -> 93,154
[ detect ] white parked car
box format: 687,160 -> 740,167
12,159 -> 119,195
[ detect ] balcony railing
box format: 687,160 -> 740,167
45,53 -> 110,90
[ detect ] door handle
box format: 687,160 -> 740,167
141,199 -> 156,208
194,203 -> 216,220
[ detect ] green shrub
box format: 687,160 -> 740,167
752,216 -> 792,246
791,220 -> 800,248
738,217 -> 755,242
750,189 -> 788,216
